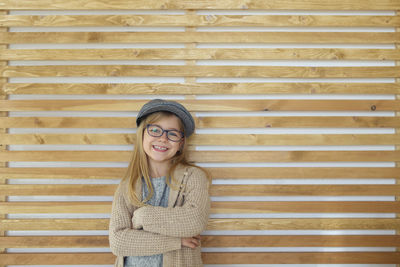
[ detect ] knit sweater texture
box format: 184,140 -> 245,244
124,175 -> 169,266
109,164 -> 210,267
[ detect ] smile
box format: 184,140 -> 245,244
153,145 -> 168,152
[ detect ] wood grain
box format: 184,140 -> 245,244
0,1 -> 399,265
1,116 -> 399,128
0,252 -> 399,264
1,0 -> 399,10
1,167 -> 398,179
207,218 -> 400,230
2,201 -> 399,214
2,235 -> 399,248
202,252 -> 400,264
1,133 -> 399,145
1,48 -> 400,60
1,32 -> 399,44
1,218 -> 399,231
1,65 -> 400,78
201,235 -> 400,247
1,99 -> 399,111
1,184 -> 399,196
1,150 -> 399,162
2,83 -> 400,95
1,15 -> 399,27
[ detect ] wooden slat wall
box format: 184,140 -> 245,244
396,9 -> 400,267
0,9 -> 8,267
0,1 -> 399,266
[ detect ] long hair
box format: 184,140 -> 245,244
123,111 -> 206,207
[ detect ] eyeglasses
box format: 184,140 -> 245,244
146,124 -> 184,142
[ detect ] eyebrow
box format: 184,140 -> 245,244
153,124 -> 181,132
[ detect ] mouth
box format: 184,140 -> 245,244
152,145 -> 169,152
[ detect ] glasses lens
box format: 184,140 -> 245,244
167,130 -> 183,142
147,125 -> 162,137
147,124 -> 183,142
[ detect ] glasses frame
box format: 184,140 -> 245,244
146,124 -> 184,142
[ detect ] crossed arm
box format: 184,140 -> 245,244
132,167 -> 210,237
109,167 -> 210,256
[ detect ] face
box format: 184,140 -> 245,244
142,115 -> 184,169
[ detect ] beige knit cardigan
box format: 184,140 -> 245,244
109,164 -> 211,267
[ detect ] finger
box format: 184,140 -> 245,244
192,238 -> 200,246
189,241 -> 197,248
186,243 -> 195,249
184,239 -> 196,248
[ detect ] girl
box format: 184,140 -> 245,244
109,99 -> 211,267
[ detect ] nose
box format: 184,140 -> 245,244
159,131 -> 169,141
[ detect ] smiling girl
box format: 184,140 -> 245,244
109,99 -> 211,267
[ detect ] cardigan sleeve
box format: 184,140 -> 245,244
108,180 -> 181,256
132,167 -> 211,238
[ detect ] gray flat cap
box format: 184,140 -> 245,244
136,99 -> 195,137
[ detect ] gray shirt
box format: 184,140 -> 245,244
124,176 -> 170,267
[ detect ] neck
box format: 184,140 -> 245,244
148,161 -> 171,178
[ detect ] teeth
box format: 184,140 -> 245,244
154,145 -> 167,151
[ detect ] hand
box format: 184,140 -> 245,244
132,208 -> 144,229
181,235 -> 201,249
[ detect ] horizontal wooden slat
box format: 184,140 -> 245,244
211,201 -> 400,213
1,15 -> 400,27
211,185 -> 400,196
196,116 -> 400,128
1,0 -> 399,10
1,100 -> 399,111
0,133 -> 135,145
189,150 -> 400,162
191,150 -> 400,162
2,83 -> 400,95
1,252 -> 399,265
1,167 -> 398,179
0,202 -> 112,214
201,235 -> 400,247
1,116 -> 399,128
1,218 -> 399,231
0,253 -> 114,265
2,235 -> 400,248
202,252 -> 400,264
0,167 -> 126,179
1,150 -> 399,162
191,133 -> 400,145
0,184 -> 116,196
207,218 -> 400,230
0,117 -> 139,128
0,252 -> 399,264
2,65 -> 400,78
1,184 -> 399,196
0,219 -> 109,231
2,48 -> 400,61
208,167 -> 400,179
0,236 -> 110,248
2,201 -> 399,214
1,32 -> 399,44
2,133 -> 400,145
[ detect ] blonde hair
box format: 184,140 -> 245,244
123,111 -> 207,207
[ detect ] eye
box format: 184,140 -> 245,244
149,126 -> 162,134
169,131 -> 179,137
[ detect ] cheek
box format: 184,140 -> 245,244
168,142 -> 180,154
142,134 -> 152,152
